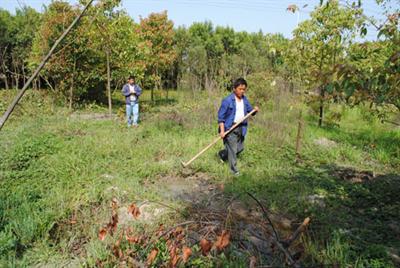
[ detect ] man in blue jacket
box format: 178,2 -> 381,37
122,76 -> 142,127
218,78 -> 259,175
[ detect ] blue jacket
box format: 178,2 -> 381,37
122,84 -> 142,104
217,93 -> 255,137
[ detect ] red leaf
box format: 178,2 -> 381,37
170,254 -> 180,268
107,213 -> 118,235
99,228 -> 107,241
127,203 -> 141,219
70,213 -> 77,224
126,234 -> 141,244
182,246 -> 192,263
112,245 -> 123,258
200,238 -> 212,255
156,224 -> 165,236
147,249 -> 158,266
173,226 -> 183,236
214,230 -> 230,251
168,243 -> 180,267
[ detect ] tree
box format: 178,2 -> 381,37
337,0 -> 399,112
10,7 -> 41,89
29,1 -> 98,109
139,11 -> 176,101
0,9 -> 12,89
91,0 -> 122,115
290,0 -> 363,126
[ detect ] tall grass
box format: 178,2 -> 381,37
0,86 -> 399,266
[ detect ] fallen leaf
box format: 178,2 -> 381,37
126,234 -> 141,244
169,244 -> 178,260
200,238 -> 212,255
182,246 -> 192,263
107,213 -> 118,235
249,256 -> 257,268
112,245 -> 123,258
113,233 -> 123,258
147,249 -> 158,266
128,203 -> 141,219
156,224 -> 164,236
170,254 -> 180,268
70,214 -> 77,224
173,226 -> 184,236
99,228 -> 107,241
214,230 -> 230,251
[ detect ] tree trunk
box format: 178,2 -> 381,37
69,59 -> 76,110
318,87 -> 324,127
1,75 -> 8,90
13,57 -> 19,90
106,48 -> 112,115
69,76 -> 74,110
317,49 -> 325,127
22,62 -> 26,85
295,110 -> 303,161
0,51 -> 9,90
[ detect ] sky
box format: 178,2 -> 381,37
1,0 -> 388,40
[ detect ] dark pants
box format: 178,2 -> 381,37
219,126 -> 244,173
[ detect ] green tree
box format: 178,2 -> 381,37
29,1 -> 98,108
139,11 -> 176,101
337,0 -> 399,112
0,9 -> 13,89
291,0 -> 363,126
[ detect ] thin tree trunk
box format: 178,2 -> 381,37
69,59 -> 76,110
22,62 -> 26,85
12,56 -> 19,89
0,48 -> 9,90
318,87 -> 324,127
0,0 -> 95,131
318,49 -> 325,127
295,110 -> 303,161
106,48 -> 112,115
1,75 -> 8,90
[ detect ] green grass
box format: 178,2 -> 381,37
0,88 -> 399,267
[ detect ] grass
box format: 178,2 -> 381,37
0,88 -> 399,267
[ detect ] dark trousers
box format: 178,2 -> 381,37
219,126 -> 244,173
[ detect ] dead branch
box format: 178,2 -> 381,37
282,217 -> 311,248
247,192 -> 280,241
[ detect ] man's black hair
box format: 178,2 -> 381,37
233,78 -> 247,89
128,75 -> 135,80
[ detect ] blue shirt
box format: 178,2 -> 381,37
217,93 -> 254,137
121,84 -> 142,104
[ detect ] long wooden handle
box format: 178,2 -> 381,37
181,109 -> 257,167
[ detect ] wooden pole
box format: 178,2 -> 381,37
0,0 -> 95,131
181,109 -> 257,167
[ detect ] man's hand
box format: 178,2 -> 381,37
220,131 -> 226,139
254,106 -> 260,112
